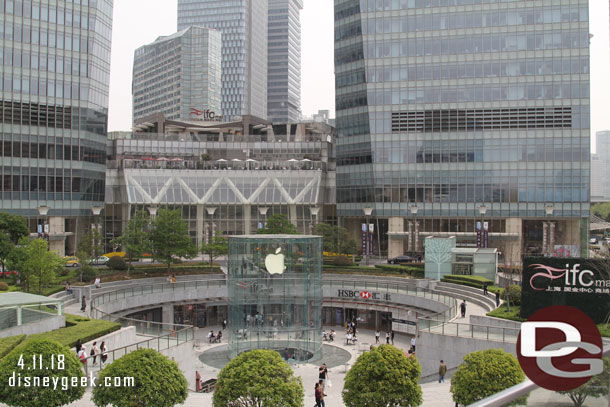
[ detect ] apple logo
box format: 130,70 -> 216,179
265,247 -> 285,275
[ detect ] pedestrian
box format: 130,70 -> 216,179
386,331 -> 390,344
100,341 -> 108,367
318,363 -> 328,391
410,336 -> 416,352
391,330 -> 395,345
314,382 -> 323,407
222,319 -> 227,330
483,282 -> 488,296
80,295 -> 86,312
75,339 -> 82,354
94,276 -> 101,289
460,300 -> 467,318
318,380 -> 327,406
439,360 -> 447,383
495,290 -> 500,307
375,329 -> 380,344
65,281 -> 72,295
78,346 -> 87,366
171,274 -> 176,284
196,371 -> 202,392
91,341 -> 99,365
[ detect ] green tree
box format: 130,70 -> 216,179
111,210 -> 151,274
557,357 -> 610,407
76,228 -> 103,282
213,349 -> 304,407
0,339 -> 85,407
23,238 -> 64,294
92,348 -> 187,407
342,344 -> 422,407
0,213 -> 29,273
257,214 -> 299,235
313,223 -> 357,254
201,231 -> 228,270
450,348 -> 527,406
150,208 -> 197,273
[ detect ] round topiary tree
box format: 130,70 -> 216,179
106,255 -> 127,271
450,348 -> 527,406
342,344 -> 422,407
0,339 -> 85,407
92,348 -> 187,407
213,349 -> 303,407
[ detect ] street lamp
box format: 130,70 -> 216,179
363,207 -> 373,265
148,205 -> 159,218
258,207 -> 269,231
409,204 -> 419,253
310,207 -> 320,235
91,206 -> 103,255
206,207 -> 217,240
37,205 -> 50,247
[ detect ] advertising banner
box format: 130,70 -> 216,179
361,223 -> 367,255
521,257 -> 610,323
368,224 -> 374,255
483,221 -> 488,248
476,221 -> 481,248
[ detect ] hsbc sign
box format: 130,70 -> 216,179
337,289 -> 391,301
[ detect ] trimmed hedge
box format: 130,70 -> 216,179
0,335 -> 26,359
374,264 -> 425,278
441,274 -> 493,289
486,306 -> 526,322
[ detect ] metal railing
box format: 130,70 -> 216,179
417,319 -> 520,343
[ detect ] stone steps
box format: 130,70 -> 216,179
433,282 -> 496,312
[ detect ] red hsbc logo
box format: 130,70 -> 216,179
360,291 -> 371,299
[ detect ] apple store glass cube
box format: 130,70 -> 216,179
227,235 -> 323,361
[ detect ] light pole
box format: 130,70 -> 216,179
310,207 -> 320,235
410,204 -> 419,254
206,207 -> 217,241
148,205 -> 159,219
258,207 -> 269,232
363,207 -> 373,265
37,205 -> 50,249
478,204 -> 487,248
91,206 -> 103,256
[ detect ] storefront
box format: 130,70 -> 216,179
173,304 -> 228,327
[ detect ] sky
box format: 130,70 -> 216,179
108,0 -> 610,152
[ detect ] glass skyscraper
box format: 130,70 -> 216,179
334,0 -> 590,263
178,0 -> 268,120
267,0 -> 302,123
132,26 -> 221,124
1,0 -> 113,255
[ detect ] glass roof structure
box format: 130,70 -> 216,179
123,169 -> 321,205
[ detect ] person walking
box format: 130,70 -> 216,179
314,382 -> 323,407
80,295 -> 86,312
439,360 -> 447,383
196,371 -> 202,392
483,282 -> 488,296
318,363 -> 329,391
75,339 -> 82,354
391,330 -> 395,345
222,319 -> 227,330
385,331 -> 390,344
94,277 -> 101,289
460,300 -> 467,318
375,329 -> 380,344
410,336 -> 416,352
100,341 -> 108,367
495,290 -> 500,307
91,342 -> 99,366
78,346 -> 87,366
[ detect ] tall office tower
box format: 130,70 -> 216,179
335,0 -> 590,263
132,26 -> 221,124
0,0 -> 113,255
177,0 -> 268,120
267,0 -> 302,123
595,130 -> 610,199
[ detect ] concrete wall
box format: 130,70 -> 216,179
388,216 -> 404,258
82,326 -> 137,351
0,314 -> 65,338
469,315 -> 522,330
161,340 -> 199,391
416,331 -> 516,377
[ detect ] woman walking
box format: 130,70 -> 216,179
100,341 -> 108,367
81,295 -> 86,312
91,342 -> 99,366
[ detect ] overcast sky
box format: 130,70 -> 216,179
108,1 -> 610,151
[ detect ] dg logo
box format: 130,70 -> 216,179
517,305 -> 603,391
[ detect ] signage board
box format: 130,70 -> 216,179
521,257 -> 610,323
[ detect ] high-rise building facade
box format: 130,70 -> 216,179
334,0 -> 590,263
177,0 -> 268,120
0,0 -> 113,255
267,0 -> 302,123
594,130 -> 610,200
132,26 -> 221,124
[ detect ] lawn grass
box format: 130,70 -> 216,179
486,305 -> 526,322
0,313 -> 121,359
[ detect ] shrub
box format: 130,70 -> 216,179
213,349 -> 303,407
0,339 -> 85,407
441,275 -> 493,289
80,265 -> 97,283
0,335 -> 26,359
106,255 -> 127,271
450,348 -> 527,406
93,349 -> 188,407
334,255 -> 353,266
0,281 -> 8,291
343,345 -> 422,407
506,284 -> 522,306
